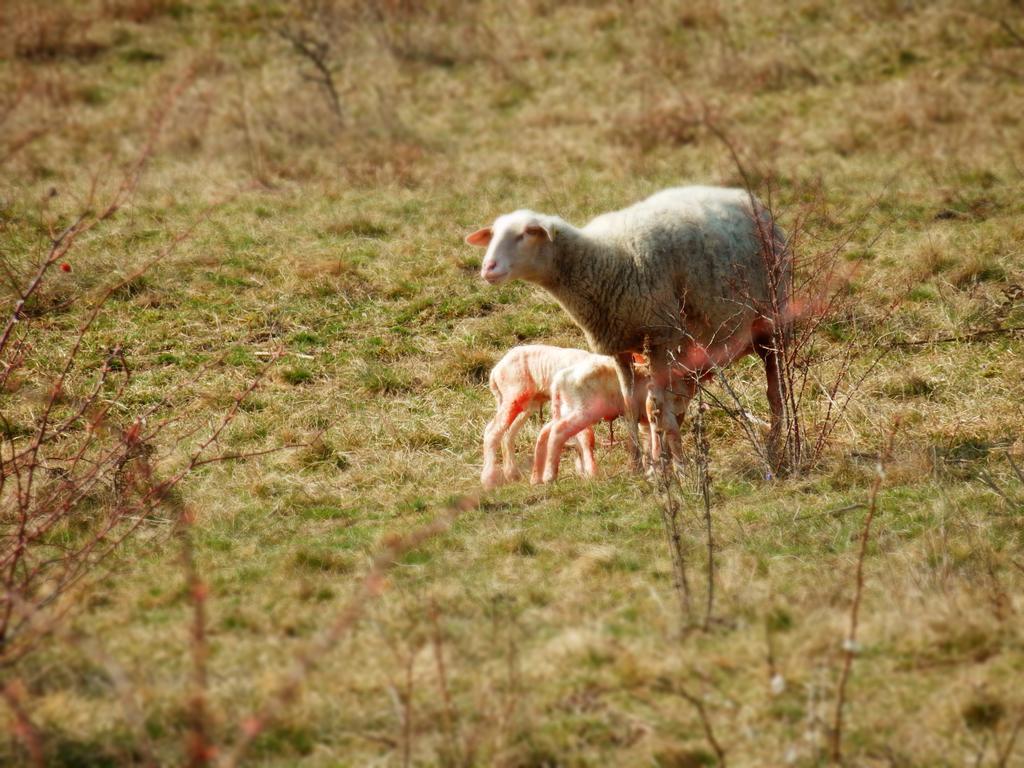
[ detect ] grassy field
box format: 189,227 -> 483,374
2,1 -> 1024,765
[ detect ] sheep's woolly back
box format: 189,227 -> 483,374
539,186 -> 788,356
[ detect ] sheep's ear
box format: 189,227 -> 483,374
465,227 -> 493,246
524,223 -> 552,242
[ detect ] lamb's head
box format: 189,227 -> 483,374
466,210 -> 555,285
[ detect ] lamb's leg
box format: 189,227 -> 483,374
542,412 -> 595,483
531,420 -> 554,485
501,406 -> 533,481
576,427 -> 597,477
481,418 -> 501,490
482,397 -> 525,490
571,427 -> 596,476
613,353 -> 643,472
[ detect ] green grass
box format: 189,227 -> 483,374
1,0 -> 1023,765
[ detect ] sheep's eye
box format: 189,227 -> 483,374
515,233 -> 525,242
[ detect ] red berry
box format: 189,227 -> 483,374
60,263 -> 71,272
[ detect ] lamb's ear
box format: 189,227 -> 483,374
465,227 -> 493,247
524,223 -> 553,242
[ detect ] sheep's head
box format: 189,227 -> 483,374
466,210 -> 555,285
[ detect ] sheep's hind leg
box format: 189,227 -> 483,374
646,390 -> 682,464
612,353 -> 644,472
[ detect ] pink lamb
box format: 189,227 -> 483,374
531,338 -> 758,484
481,344 -> 602,491
531,355 -> 657,485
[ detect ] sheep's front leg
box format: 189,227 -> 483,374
646,349 -> 679,465
666,375 -> 698,464
613,353 -> 643,472
646,391 -> 681,463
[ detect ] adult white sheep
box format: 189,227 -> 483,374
466,186 -> 789,468
481,344 -> 600,491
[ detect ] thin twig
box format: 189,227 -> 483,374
401,647 -> 417,768
176,501 -> 212,768
830,424 -> 899,763
0,680 -> 44,768
694,386 -> 715,631
999,18 -> 1024,47
429,600 -> 461,763
277,27 -> 344,123
996,710 -> 1024,767
655,466 -> 693,632
678,685 -> 727,767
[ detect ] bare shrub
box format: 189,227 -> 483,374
642,124 -> 901,640
693,122 -> 900,477
276,21 -> 346,126
654,466 -> 694,632
611,99 -> 703,154
0,73 -> 288,671
0,74 -> 50,167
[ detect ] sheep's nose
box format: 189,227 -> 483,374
481,261 -> 507,284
